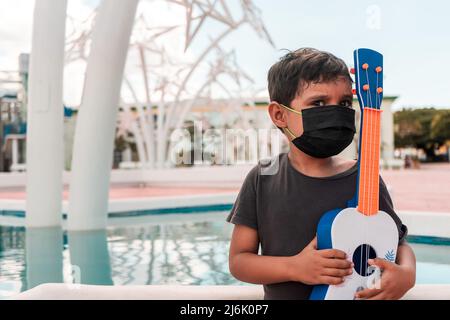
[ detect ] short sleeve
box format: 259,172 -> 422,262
379,176 -> 408,245
226,165 -> 259,230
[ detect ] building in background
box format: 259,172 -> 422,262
113,95 -> 398,168
0,53 -> 76,172
0,54 -> 28,172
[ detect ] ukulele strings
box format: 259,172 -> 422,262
358,58 -> 366,279
376,71 -> 380,109
365,65 -> 371,278
366,65 -> 373,277
359,60 -> 370,279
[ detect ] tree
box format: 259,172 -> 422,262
394,108 -> 450,161
431,110 -> 450,142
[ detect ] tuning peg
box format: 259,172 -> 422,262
363,84 -> 369,91
352,88 -> 356,95
362,63 -> 369,70
377,87 -> 383,93
375,66 -> 382,73
350,68 -> 355,74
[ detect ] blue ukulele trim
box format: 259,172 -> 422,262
310,208 -> 342,300
384,250 -> 395,262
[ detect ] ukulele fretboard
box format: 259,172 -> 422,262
357,107 -> 382,216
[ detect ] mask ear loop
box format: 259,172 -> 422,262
279,103 -> 303,115
283,127 -> 297,139
278,103 -> 302,140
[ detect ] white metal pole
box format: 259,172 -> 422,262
68,0 -> 139,231
25,227 -> 63,289
11,138 -> 18,169
68,230 -> 113,285
381,101 -> 395,164
26,0 -> 67,228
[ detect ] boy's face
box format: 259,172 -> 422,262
270,76 -> 353,138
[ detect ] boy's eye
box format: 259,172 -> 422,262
340,100 -> 353,108
312,100 -> 325,107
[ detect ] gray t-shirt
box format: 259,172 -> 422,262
226,153 -> 407,300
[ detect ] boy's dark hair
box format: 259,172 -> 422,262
268,47 -> 352,106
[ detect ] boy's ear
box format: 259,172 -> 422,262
268,101 -> 288,129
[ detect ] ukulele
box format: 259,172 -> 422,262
309,48 -> 399,300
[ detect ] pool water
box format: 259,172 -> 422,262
1,211 -> 450,299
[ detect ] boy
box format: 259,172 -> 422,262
226,48 -> 416,300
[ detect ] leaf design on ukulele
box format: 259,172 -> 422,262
384,250 -> 395,262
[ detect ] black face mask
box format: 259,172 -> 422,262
280,104 -> 356,158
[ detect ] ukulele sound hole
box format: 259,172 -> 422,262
352,244 -> 377,277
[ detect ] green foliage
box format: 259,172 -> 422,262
431,110 -> 450,142
114,135 -> 128,152
394,108 -> 450,159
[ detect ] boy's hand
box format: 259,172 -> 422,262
355,258 -> 415,300
288,236 -> 354,285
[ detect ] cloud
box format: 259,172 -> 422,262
0,0 -> 34,69
0,0 -> 95,105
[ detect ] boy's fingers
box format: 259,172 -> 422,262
322,258 -> 353,269
355,288 -> 382,299
320,249 -> 347,259
367,293 -> 387,300
368,258 -> 392,270
308,236 -> 318,249
319,276 -> 345,286
322,267 -> 352,277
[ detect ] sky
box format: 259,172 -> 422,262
1,0 -> 450,110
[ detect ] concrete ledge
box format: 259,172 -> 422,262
398,210 -> 450,238
11,284 -> 450,300
12,284 -> 263,300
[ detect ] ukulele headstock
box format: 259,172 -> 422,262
352,48 -> 383,111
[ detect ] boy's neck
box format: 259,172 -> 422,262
287,146 -> 341,178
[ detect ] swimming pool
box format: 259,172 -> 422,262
1,210 -> 450,299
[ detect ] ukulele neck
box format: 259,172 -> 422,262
357,107 -> 382,216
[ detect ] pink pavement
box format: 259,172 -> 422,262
380,163 -> 450,213
0,185 -> 238,200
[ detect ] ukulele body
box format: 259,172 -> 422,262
310,206 -> 399,300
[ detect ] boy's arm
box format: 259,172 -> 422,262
355,242 -> 416,300
229,224 -> 292,284
396,242 -> 416,273
229,224 -> 353,285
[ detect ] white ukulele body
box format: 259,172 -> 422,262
310,207 -> 399,300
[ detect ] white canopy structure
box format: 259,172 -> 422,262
26,0 -> 67,228
25,0 -> 274,230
